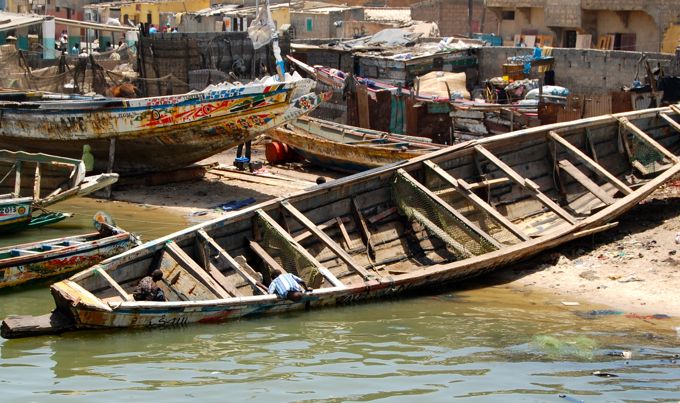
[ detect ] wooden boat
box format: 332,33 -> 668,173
269,116 -> 444,172
0,150 -> 118,233
4,105 -> 680,338
0,73 -> 319,175
0,215 -> 140,289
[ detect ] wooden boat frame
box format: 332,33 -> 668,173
4,105 -> 680,337
269,116 -> 443,172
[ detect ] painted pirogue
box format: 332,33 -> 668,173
269,116 -> 445,173
0,72 -> 318,175
3,105 -> 680,338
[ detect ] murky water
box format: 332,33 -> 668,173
1,198 -> 679,401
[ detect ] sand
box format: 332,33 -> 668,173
109,142 -> 680,318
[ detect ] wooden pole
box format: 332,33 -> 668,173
106,138 -> 116,199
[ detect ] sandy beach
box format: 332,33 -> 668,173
109,141 -> 680,318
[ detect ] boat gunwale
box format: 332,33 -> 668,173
57,104 -> 680,315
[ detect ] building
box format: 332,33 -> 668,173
484,0 -> 680,53
290,6 -> 364,40
411,0 -> 498,37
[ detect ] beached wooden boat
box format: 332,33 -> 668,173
4,105 -> 680,338
0,150 -> 118,233
269,116 -> 444,172
0,73 -> 319,175
0,217 -> 140,289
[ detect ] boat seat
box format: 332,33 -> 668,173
10,249 -> 40,257
59,241 -> 86,246
41,244 -> 65,251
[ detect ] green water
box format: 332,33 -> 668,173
0,198 -> 678,401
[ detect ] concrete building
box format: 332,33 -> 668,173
484,0 -> 680,53
411,0 -> 499,37
290,6 -> 364,40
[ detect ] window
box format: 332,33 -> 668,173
306,18 -> 313,32
501,10 -> 515,20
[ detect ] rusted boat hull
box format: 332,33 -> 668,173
5,104 -> 680,337
0,75 -> 318,175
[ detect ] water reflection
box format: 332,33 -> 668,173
1,287 -> 679,401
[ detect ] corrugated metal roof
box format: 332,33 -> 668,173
364,7 -> 411,23
0,11 -> 45,32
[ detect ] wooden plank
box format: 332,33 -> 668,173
557,159 -> 615,205
282,201 -> 372,280
293,217 -> 339,243
397,169 -> 502,250
617,117 -> 680,163
1,311 -> 75,339
194,233 -> 242,296
249,240 -> 287,274
659,112 -> 680,133
336,217 -> 353,248
165,241 -> 233,299
474,145 -> 577,224
197,230 -> 266,294
94,266 -> 133,301
14,160 -> 21,197
256,209 -> 345,288
424,160 -> 530,242
351,198 -> 376,261
549,131 -> 632,195
33,163 -> 40,200
410,210 -> 471,258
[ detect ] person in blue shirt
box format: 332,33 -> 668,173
149,24 -> 157,34
268,270 -> 310,301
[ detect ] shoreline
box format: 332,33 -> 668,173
108,143 -> 680,319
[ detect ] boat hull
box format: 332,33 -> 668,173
0,233 -> 137,288
0,198 -> 32,233
0,78 -> 318,175
8,105 -> 680,336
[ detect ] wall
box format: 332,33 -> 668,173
411,0 -> 498,36
477,46 -> 674,95
120,0 -> 210,26
594,10 -> 659,52
342,21 -> 396,39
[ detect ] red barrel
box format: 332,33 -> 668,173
266,141 -> 291,164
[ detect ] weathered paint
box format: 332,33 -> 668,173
0,75 -> 318,175
0,232 -> 138,288
18,105 -> 680,333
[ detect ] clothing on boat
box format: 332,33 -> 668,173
268,273 -> 304,299
133,276 -> 165,301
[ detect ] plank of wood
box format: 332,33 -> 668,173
548,131 -> 632,195
234,256 -> 264,283
335,217 -> 353,248
424,161 -> 530,242
249,240 -> 288,274
33,163 -> 41,200
351,198 -> 376,261
165,241 -> 233,299
256,209 -> 345,288
14,160 -> 21,197
1,310 -> 75,339
474,145 -> 577,224
670,104 -> 680,116
94,266 -> 133,301
367,207 -> 398,224
211,166 -> 314,189
194,232 -> 242,296
557,159 -> 615,205
282,201 -> 373,280
397,168 -> 503,250
197,230 -> 267,294
293,217 -> 340,243
617,117 -> 680,163
659,112 -> 680,133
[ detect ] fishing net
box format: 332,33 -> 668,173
627,134 -> 665,173
423,167 -> 522,246
391,170 -> 499,258
255,211 -> 323,287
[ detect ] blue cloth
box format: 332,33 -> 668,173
217,197 -> 256,211
268,273 -> 304,298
